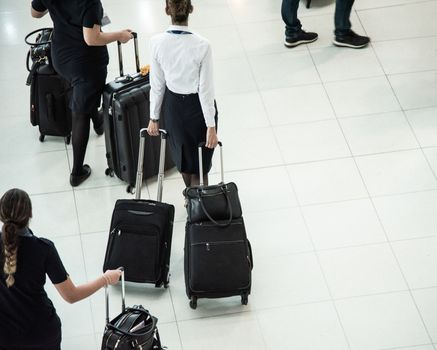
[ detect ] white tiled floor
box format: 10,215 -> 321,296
1,0 -> 437,349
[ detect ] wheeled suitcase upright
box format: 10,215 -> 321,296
103,128 -> 175,287
184,143 -> 253,309
25,28 -> 72,144
102,32 -> 173,193
102,268 -> 164,350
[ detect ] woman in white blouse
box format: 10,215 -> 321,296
147,0 -> 219,187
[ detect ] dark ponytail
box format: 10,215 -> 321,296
0,189 -> 32,288
166,0 -> 192,24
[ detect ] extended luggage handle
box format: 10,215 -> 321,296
198,141 -> 223,187
117,31 -> 140,78
197,141 -> 233,227
105,267 -> 126,325
135,128 -> 168,202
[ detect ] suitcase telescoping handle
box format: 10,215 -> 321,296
105,267 -> 125,325
198,141 -> 223,187
135,128 -> 168,202
117,31 -> 140,77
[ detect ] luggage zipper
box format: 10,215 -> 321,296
192,240 -> 245,249
110,227 -> 121,236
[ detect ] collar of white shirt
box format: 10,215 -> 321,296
167,25 -> 192,34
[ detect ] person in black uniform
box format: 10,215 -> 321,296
0,188 -> 122,350
31,0 -> 133,187
147,0 -> 219,188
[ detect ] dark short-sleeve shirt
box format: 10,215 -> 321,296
0,230 -> 68,346
31,0 -> 109,75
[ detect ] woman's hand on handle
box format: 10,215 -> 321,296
206,127 -> 218,149
102,269 -> 122,285
118,29 -> 133,44
147,120 -> 160,136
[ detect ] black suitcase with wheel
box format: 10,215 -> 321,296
102,32 -> 173,193
25,28 -> 72,145
183,143 -> 253,309
103,129 -> 175,287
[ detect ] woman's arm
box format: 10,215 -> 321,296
54,269 -> 121,304
31,8 -> 48,18
83,24 -> 133,46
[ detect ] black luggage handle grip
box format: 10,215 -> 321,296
117,31 -> 140,77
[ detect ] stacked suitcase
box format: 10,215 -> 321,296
25,28 -> 72,144
102,32 -> 173,193
183,143 -> 253,309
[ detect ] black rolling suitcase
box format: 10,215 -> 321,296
183,143 -> 253,309
102,32 -> 173,193
25,28 -> 72,144
103,129 -> 175,287
102,268 -> 164,350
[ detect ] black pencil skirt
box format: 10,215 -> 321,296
163,88 -> 218,175
53,60 -> 107,114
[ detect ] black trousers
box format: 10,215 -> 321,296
281,0 -> 355,37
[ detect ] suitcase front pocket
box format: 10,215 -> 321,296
189,240 -> 251,293
106,225 -> 161,283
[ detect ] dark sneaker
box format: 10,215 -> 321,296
70,164 -> 92,187
93,109 -> 104,136
284,30 -> 318,48
333,30 -> 370,49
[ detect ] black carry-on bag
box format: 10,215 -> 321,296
25,28 -> 72,144
183,143 -> 253,309
102,32 -> 173,194
102,268 -> 164,350
103,129 -> 175,287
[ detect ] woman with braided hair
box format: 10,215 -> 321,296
0,188 -> 122,349
147,0 -> 219,187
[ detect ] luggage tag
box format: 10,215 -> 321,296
101,12 -> 111,27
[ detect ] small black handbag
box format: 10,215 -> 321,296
102,269 -> 163,350
183,142 -> 242,226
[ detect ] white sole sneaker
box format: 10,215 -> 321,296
333,39 -> 369,49
284,36 -> 318,48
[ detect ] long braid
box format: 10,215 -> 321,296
0,189 -> 32,288
166,0 -> 192,23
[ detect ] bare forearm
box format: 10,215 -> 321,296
55,276 -> 106,304
85,31 -> 121,46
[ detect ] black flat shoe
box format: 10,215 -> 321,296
70,165 -> 92,187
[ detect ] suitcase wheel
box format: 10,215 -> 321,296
241,293 -> 249,305
39,134 -> 45,142
105,168 -> 114,177
189,296 -> 197,310
64,135 -> 71,145
126,185 -> 134,194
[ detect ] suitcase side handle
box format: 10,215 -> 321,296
105,267 -> 125,325
198,141 -> 223,186
135,128 -> 167,201
117,31 -> 140,77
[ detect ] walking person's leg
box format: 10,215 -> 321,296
281,0 -> 318,48
333,0 -> 370,48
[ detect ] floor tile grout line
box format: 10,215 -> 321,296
356,9 -> 437,182
325,11 -> 437,347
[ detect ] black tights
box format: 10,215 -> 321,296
182,173 -> 208,188
71,112 -> 90,176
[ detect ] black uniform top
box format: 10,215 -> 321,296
0,229 -> 68,346
31,0 -> 109,75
